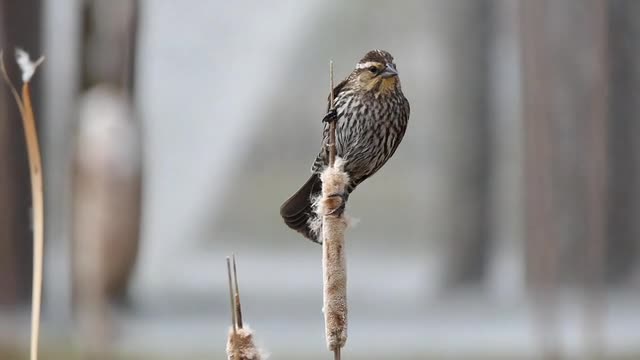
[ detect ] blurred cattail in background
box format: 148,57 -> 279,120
70,0 -> 141,356
72,85 -> 142,354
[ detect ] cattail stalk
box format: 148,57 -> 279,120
321,60 -> 348,359
1,49 -> 45,360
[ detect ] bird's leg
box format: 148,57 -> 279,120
325,192 -> 347,217
322,108 -> 338,123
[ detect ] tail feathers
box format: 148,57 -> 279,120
280,174 -> 322,243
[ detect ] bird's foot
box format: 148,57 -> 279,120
322,108 -> 338,123
325,192 -> 347,216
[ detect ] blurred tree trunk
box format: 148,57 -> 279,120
608,0 -> 640,283
520,1 -> 561,358
436,0 -> 492,285
0,1 -> 19,306
0,0 -> 42,305
582,2 -> 608,359
71,0 -> 141,355
486,0 -> 526,302
521,0 -> 609,357
521,0 -> 611,284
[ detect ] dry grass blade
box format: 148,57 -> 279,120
1,49 -> 45,360
0,51 -> 26,115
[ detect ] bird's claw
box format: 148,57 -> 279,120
325,192 -> 347,216
322,108 -> 338,123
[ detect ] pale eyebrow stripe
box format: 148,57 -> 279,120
356,61 -> 380,69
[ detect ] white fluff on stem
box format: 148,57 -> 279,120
226,325 -> 266,360
15,48 -> 45,83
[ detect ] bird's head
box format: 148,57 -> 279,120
350,49 -> 400,94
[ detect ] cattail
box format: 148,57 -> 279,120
320,159 -> 349,355
320,60 -> 348,359
72,85 -> 142,355
226,326 -> 262,360
225,256 -> 265,360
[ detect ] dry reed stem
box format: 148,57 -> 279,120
321,60 -> 348,356
1,49 -> 45,360
328,60 -> 337,167
226,257 -> 238,334
232,255 -> 244,329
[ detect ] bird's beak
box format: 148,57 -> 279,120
380,64 -> 398,78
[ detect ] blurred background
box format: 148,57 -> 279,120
1,0 -> 639,359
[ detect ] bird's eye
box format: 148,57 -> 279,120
368,66 -> 378,74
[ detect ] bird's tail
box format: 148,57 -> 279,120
280,174 -> 323,243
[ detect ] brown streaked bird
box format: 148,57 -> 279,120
280,49 -> 410,244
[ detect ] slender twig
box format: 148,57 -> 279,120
226,257 -> 237,334
232,254 -> 243,329
1,49 -> 45,360
328,60 -> 336,168
0,52 -> 26,115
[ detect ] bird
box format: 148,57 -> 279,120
280,49 -> 410,244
